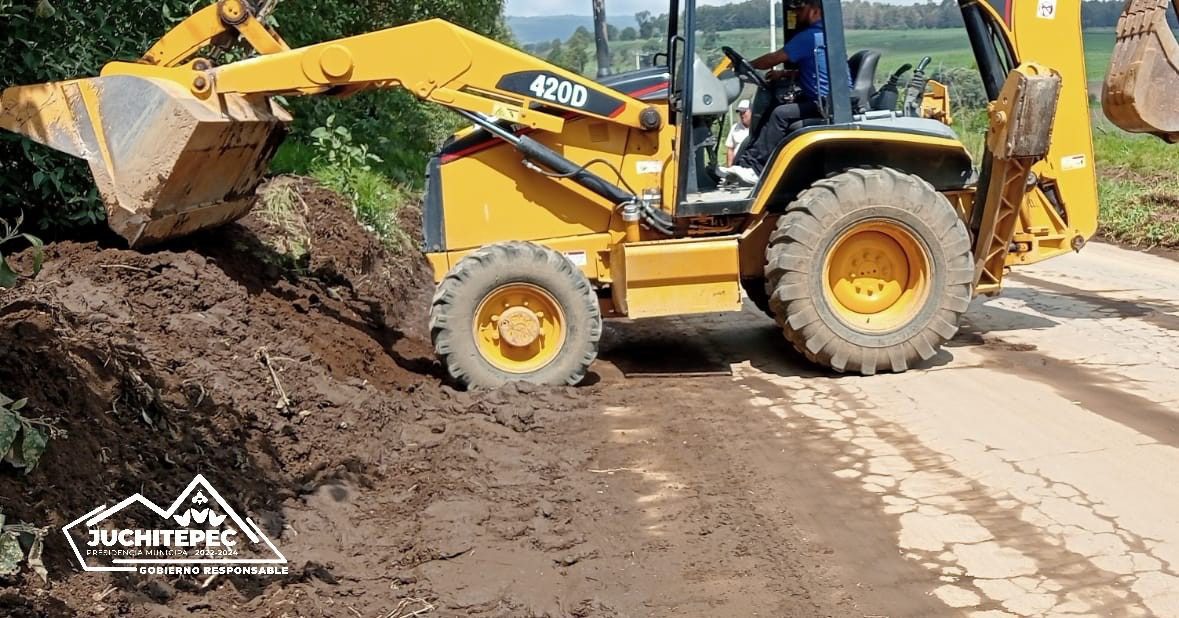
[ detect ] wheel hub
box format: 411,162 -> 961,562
824,222 -> 931,333
473,283 -> 567,374
829,231 -> 910,315
498,306 -> 543,348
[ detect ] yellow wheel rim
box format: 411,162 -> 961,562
823,221 -> 931,333
473,283 -> 567,374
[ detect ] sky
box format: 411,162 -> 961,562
506,0 -> 925,18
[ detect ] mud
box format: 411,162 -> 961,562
0,178 -> 857,617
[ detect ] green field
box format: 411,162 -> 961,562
605,28 -> 1118,82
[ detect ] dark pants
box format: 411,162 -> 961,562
735,100 -> 822,173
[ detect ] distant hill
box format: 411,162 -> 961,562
508,15 -> 628,44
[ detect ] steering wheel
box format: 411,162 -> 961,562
722,46 -> 770,91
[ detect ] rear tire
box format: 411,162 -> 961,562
765,168 -> 973,375
430,242 -> 602,389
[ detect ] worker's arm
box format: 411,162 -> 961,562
751,50 -> 789,71
750,49 -> 797,82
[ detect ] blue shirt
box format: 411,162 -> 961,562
783,20 -> 851,102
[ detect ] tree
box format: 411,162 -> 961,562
635,10 -> 654,39
620,26 -> 637,41
592,0 -> 611,77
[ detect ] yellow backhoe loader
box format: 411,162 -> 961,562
0,0 -> 1175,388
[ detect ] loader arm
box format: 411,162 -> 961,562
185,19 -> 662,134
140,0 -> 290,67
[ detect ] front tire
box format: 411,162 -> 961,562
430,242 -> 602,389
765,168 -> 974,375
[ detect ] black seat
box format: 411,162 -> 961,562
848,50 -> 882,113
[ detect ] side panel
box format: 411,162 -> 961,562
437,119 -> 623,251
612,237 -> 743,319
433,106 -> 672,257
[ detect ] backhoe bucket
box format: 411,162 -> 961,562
0,75 -> 290,246
1103,0 -> 1179,142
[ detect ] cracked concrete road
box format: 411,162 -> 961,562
594,242 -> 1179,617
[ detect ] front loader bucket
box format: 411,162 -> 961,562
1103,0 -> 1179,142
0,75 -> 290,247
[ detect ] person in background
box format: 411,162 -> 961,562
725,99 -> 752,167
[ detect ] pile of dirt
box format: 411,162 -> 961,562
0,177 -> 611,617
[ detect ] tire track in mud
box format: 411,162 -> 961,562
593,315 -> 949,616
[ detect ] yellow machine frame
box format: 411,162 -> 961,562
424,0 -> 1098,317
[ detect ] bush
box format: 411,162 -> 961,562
269,0 -> 509,188
304,115 -> 411,248
931,66 -> 988,110
0,215 -> 43,288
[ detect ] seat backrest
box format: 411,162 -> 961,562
848,50 -> 882,112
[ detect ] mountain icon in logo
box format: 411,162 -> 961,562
62,474 -> 286,573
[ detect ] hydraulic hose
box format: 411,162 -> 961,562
454,110 -> 676,236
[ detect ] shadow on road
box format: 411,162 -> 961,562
598,300 -> 957,381
1008,274 -> 1179,331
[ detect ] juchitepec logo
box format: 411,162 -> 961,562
62,474 -> 288,576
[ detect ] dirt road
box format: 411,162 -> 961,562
584,241 -> 1179,617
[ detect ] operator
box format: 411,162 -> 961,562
725,99 -> 753,167
720,0 -> 848,186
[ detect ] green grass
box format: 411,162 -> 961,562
1097,176 -> 1179,247
1090,112 -> 1179,246
270,141 -> 317,177
270,129 -> 413,251
311,165 -> 413,250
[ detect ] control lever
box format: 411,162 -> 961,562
871,63 -> 913,112
903,56 -> 933,118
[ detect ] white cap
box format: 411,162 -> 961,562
737,99 -> 751,111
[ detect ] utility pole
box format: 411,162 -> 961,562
769,0 -> 777,51
593,0 -> 611,77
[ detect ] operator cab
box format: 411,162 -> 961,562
665,0 -> 968,218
